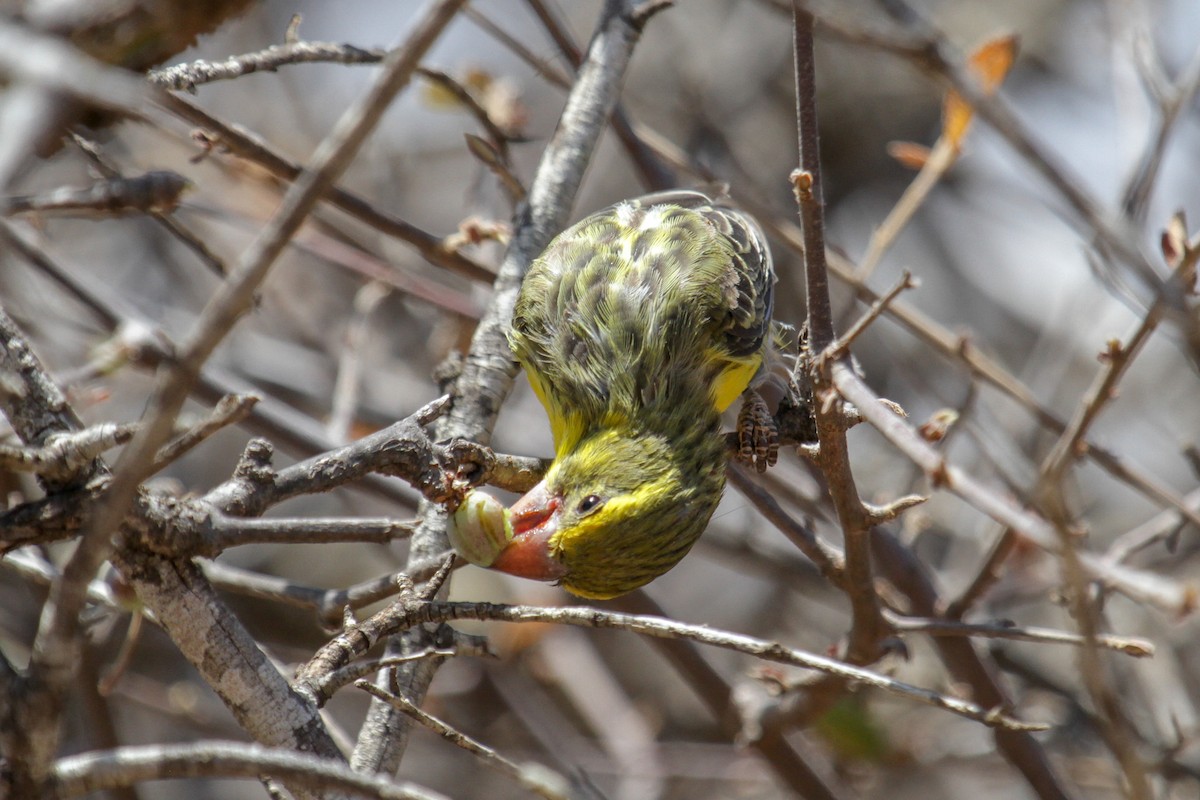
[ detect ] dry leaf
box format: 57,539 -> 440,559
942,34 -> 1019,148
887,141 -> 933,169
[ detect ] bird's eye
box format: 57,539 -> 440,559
576,494 -> 604,515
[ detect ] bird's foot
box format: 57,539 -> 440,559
736,389 -> 779,473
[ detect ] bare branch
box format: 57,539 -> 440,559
823,270 -> 917,360
1,5 -> 468,794
149,41 -> 387,92
357,682 -> 573,800
885,614 -> 1155,658
69,135 -> 230,278
792,6 -> 888,664
111,551 -> 347,778
862,493 -> 927,525
943,527 -> 1020,619
150,393 -> 258,473
51,741 -> 450,800
868,527 -> 1075,799
833,362 -> 1196,613
1,171 -> 190,216
1121,41 -> 1200,221
610,591 -> 849,799
163,95 -> 495,284
207,515 -> 413,549
315,648 -> 486,704
0,305 -> 93,490
523,0 -> 677,190
727,465 -> 845,583
202,395 -> 468,516
0,423 -> 135,482
301,599 -> 1047,732
417,66 -> 521,156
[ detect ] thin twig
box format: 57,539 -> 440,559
463,133 -> 527,203
150,393 -> 258,473
69,133 -> 230,279
610,591 -> 848,800
824,270 -> 916,359
1104,487 -> 1200,565
482,451 -> 548,494
1,550 -> 124,612
327,282 -> 389,444
315,554 -> 456,629
523,0 -> 677,190
300,600 -> 1047,732
727,464 -> 845,583
462,7 -> 573,89
149,41 -> 388,92
832,361 -> 1195,613
416,66 -> 518,156
1039,236 -> 1200,490
357,682 -> 573,800
200,561 -> 328,611
51,741 -> 450,800
852,140 -> 958,284
1,171 -> 190,216
162,94 -> 496,284
201,394 -> 460,515
943,527 -> 1019,619
885,614 -> 1155,657
868,527 -> 1075,799
314,649 -> 479,703
0,423 -> 135,482
0,219 -> 123,330
208,515 -> 414,549
1121,40 -> 1200,221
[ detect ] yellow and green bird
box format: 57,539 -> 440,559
450,190 -> 780,599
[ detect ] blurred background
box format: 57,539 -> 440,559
4,0 -> 1200,797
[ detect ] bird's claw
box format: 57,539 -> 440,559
736,390 -> 779,473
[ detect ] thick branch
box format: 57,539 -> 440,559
51,741 -> 448,800
793,5 -> 887,664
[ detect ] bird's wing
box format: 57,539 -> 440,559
510,191 -> 776,444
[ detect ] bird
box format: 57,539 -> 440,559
449,189 -> 782,599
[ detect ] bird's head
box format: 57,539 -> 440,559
450,428 -> 725,599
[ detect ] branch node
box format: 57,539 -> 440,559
863,494 -> 928,525
421,553 -> 457,601
234,438 -> 277,486
628,0 -> 673,31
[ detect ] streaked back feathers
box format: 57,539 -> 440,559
511,190 -> 774,455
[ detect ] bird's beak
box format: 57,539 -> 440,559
491,479 -> 566,581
